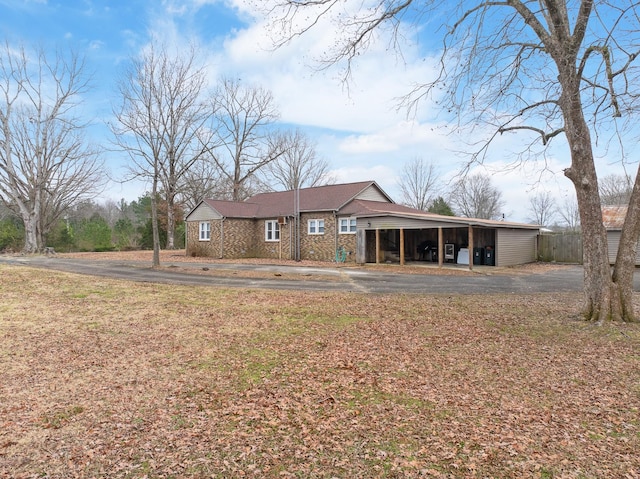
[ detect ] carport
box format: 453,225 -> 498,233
354,212 -> 540,269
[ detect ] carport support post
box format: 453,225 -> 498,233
375,228 -> 380,264
468,225 -> 474,271
438,227 -> 443,268
400,228 -> 405,266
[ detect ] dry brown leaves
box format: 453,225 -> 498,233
1,264 -> 639,478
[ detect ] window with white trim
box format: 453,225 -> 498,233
307,219 -> 325,235
339,217 -> 357,234
265,220 -> 280,241
199,221 -> 211,241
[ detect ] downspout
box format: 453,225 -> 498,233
334,211 -> 338,260
468,225 -> 474,271
289,215 -> 294,260
219,217 -> 224,259
438,227 -> 443,268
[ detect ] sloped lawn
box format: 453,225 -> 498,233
1,265 -> 638,478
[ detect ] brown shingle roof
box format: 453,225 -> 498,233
202,199 -> 260,218
248,181 -> 385,214
202,181 -> 387,218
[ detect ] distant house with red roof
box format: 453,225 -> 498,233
185,181 -> 540,267
601,205 -> 640,264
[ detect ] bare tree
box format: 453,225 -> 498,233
263,129 -> 334,190
558,197 -> 581,232
111,44 -> 211,265
267,1 -> 640,322
178,159 -> 228,212
599,174 -> 633,206
209,78 -> 285,201
528,192 -> 557,227
398,157 -> 439,211
450,173 -> 504,220
0,42 -> 104,253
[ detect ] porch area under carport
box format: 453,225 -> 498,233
354,213 -> 539,269
360,225 -> 496,270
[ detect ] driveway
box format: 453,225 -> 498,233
0,253 -> 608,294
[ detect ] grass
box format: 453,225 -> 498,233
1,264 -> 639,478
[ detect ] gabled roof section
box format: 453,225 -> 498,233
602,205 -> 627,229
247,181 -> 392,216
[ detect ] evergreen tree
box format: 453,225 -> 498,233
428,197 -> 455,216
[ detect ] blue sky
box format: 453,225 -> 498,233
0,0 -> 618,223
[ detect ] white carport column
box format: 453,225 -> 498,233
438,227 -> 443,268
375,229 -> 381,264
468,225 -> 474,271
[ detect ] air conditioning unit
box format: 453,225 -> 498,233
277,216 -> 287,225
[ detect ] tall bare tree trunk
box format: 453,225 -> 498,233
23,214 -> 39,254
166,205 -> 175,250
610,164 -> 640,322
562,73 -> 620,322
151,176 -> 160,268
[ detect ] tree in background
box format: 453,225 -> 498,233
398,157 -> 439,211
209,77 -> 285,201
0,217 -> 22,251
267,0 -> 640,322
558,197 -> 581,233
528,192 -> 557,227
428,197 -> 454,216
112,44 -> 211,265
450,174 -> 504,220
263,129 -> 335,190
179,159 -> 229,212
0,42 -> 104,253
0,204 -> 22,251
75,214 -> 113,252
113,217 -> 137,250
599,174 -> 633,206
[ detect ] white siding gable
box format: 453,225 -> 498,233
186,202 -> 223,222
354,185 -> 391,203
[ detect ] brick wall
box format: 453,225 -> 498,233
221,218 -> 259,257
337,231 -> 357,263
299,213 -> 356,263
252,219 -> 293,260
186,220 -> 219,257
187,215 -> 356,263
299,212 -> 333,262
186,219 -> 255,258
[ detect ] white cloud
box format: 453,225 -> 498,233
215,0 -> 441,132
339,120 -> 454,154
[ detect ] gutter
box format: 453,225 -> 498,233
219,217 -> 224,259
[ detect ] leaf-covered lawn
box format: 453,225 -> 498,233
1,265 -> 639,478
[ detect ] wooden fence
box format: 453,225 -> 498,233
537,233 -> 583,264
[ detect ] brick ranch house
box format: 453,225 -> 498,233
185,181 -> 540,267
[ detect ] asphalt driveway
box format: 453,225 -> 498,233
0,254 -> 608,294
